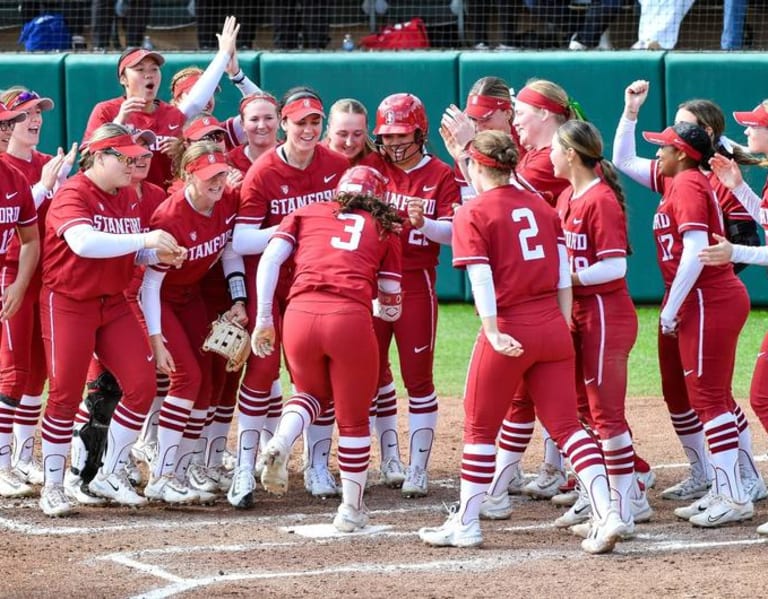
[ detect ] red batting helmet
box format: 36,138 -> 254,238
335,166 -> 388,198
373,93 -> 428,137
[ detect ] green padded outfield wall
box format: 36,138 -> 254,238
0,54 -> 67,155
259,51 -> 466,301
63,51 -> 260,149
665,53 -> 768,304
459,51 -> 667,303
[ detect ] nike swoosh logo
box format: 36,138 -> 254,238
575,504 -> 589,514
164,463 -> 174,468
387,443 -> 397,448
418,448 -> 428,453
422,185 -> 437,192
215,448 -> 225,454
414,345 -> 429,354
707,512 -> 726,523
584,378 -> 595,385
324,174 -> 337,184
130,203 -> 138,210
225,214 -> 237,225
168,124 -> 179,130
759,352 -> 766,358
147,354 -> 154,362
243,446 -> 255,451
5,192 -> 17,199
683,369 -> 695,376
573,218 -> 583,224
50,467 -> 62,473
107,480 -> 120,492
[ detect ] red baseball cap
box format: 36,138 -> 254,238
465,94 -> 512,120
281,96 -> 325,121
87,133 -> 152,158
184,116 -> 226,142
185,151 -> 229,180
118,48 -> 165,76
0,101 -> 28,124
642,126 -> 703,161
733,104 -> 768,128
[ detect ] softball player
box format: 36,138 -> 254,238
253,165 -> 403,532
0,88 -> 74,495
228,87 -> 350,508
323,98 -> 375,164
227,92 -> 280,176
418,130 -> 627,553
39,123 -> 183,516
360,92 -> 459,497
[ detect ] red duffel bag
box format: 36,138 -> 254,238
359,17 -> 430,50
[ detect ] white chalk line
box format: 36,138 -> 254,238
100,534 -> 768,599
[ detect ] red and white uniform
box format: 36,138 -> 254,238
361,152 -> 457,400
651,167 -> 748,423
227,144 -> 252,176
236,144 -> 350,398
0,152 -> 49,402
84,99 -> 185,189
274,201 -> 402,436
557,181 -> 637,440
453,184 -> 580,443
516,147 -> 570,206
148,188 -> 239,408
40,172 -> 156,424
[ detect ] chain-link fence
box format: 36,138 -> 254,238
5,1 -> 767,52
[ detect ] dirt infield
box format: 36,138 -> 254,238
5,395 -> 768,598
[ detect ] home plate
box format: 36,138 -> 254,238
281,524 -> 393,538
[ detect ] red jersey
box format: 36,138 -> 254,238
361,153 -> 458,271
227,144 -> 252,176
275,201 -> 402,309
556,180 -> 629,297
0,151 -> 52,275
651,168 -> 735,288
238,144 -> 350,229
0,161 -> 37,263
149,187 -> 239,297
516,147 -> 569,207
452,184 -> 563,317
43,172 -> 142,300
759,177 -> 768,232
138,181 -> 167,231
84,98 -> 185,189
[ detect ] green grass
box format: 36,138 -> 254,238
387,304 -> 768,400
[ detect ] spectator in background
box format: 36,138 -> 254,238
632,0 -> 694,49
568,0 -> 621,50
469,0 -> 517,50
522,0 -> 583,48
273,0 -> 330,49
196,2 -> 259,50
92,0 -> 150,50
721,0 -> 748,50
19,1 -> 89,49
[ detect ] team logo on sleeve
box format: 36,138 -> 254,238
281,185 -> 289,195
190,231 -> 197,241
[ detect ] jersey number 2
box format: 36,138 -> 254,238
512,208 -> 544,261
331,213 -> 364,251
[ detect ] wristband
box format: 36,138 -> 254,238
229,69 -> 245,85
227,272 -> 247,304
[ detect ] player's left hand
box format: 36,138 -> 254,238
224,302 -> 248,327
407,198 -> 425,229
660,315 -> 679,336
698,233 -> 733,265
157,136 -> 177,155
0,281 -> 26,321
227,168 -> 243,189
486,331 -> 524,357
217,15 -> 240,58
251,326 -> 275,357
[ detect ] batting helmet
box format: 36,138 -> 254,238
336,166 -> 388,198
373,93 -> 428,137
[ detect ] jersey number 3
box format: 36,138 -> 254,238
512,208 -> 544,261
331,213 -> 365,251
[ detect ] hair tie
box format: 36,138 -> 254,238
567,97 -> 588,122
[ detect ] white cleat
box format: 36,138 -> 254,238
506,463 -> 526,495
523,464 -> 566,500
63,470 -> 107,506
39,484 -> 76,517
660,475 -> 709,501
674,489 -> 715,520
333,502 -> 370,532
208,464 -> 233,493
88,470 -> 147,507
402,465 -> 428,498
757,520 -> 768,535
688,494 -> 753,528
379,457 -> 406,488
636,468 -> 656,490
418,508 -> 483,548
304,465 -> 340,498
742,470 -> 768,502
479,492 -> 513,520
227,466 -> 256,509
187,463 -> 220,494
630,488 -> 653,523
0,467 -> 34,498
260,439 -> 290,496
13,458 -> 44,486
144,474 -> 200,504
554,486 -> 591,528
581,509 -> 628,554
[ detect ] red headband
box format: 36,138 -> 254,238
467,145 -> 509,170
240,93 -> 279,115
466,94 -> 512,119
517,87 -> 569,116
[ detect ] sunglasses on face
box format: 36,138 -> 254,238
8,90 -> 40,110
200,131 -> 226,143
0,121 -> 16,132
103,148 -> 140,166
